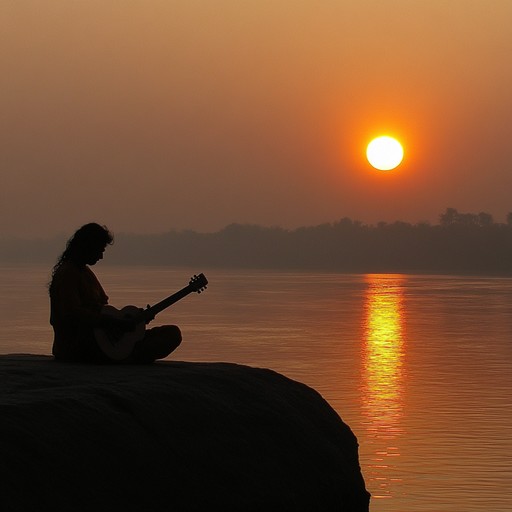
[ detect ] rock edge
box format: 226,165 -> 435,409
0,354 -> 370,511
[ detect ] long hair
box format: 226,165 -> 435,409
49,223 -> 113,294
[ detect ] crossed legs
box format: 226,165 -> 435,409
128,325 -> 182,364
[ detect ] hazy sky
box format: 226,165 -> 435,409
2,1 -> 512,237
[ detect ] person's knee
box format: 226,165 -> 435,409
158,324 -> 182,351
166,325 -> 182,345
173,324 -> 182,340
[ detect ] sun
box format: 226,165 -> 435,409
366,136 -> 404,171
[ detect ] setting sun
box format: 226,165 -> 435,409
366,136 -> 404,171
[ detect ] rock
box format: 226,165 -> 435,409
0,354 -> 370,512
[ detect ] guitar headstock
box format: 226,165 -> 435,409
189,273 -> 208,293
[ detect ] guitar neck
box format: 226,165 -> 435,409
145,285 -> 195,320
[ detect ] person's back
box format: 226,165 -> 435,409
50,259 -> 109,362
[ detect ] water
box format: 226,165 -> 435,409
1,264 -> 512,511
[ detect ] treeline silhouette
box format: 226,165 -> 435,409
3,208 -> 512,275
105,208 -> 512,275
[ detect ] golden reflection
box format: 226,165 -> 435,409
361,274 -> 406,498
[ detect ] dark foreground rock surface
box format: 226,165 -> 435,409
0,354 -> 370,512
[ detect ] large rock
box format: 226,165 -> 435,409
0,355 -> 370,511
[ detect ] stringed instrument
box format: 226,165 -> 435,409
94,273 -> 207,360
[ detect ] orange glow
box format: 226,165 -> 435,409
361,274 -> 406,498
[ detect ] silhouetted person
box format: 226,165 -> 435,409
49,223 -> 182,363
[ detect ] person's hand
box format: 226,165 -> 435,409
143,305 -> 155,324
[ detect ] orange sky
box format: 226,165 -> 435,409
2,1 -> 512,237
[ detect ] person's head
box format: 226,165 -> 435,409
49,223 -> 113,294
64,223 -> 114,265
56,223 -> 114,267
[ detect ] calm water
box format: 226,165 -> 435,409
1,264 -> 512,512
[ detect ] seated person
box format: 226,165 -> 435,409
49,223 -> 182,363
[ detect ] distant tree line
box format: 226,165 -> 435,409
2,208 -> 512,275
107,208 -> 512,275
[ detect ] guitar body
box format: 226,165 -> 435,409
94,273 -> 208,361
94,305 -> 146,361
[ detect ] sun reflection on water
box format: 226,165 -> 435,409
361,274 -> 406,500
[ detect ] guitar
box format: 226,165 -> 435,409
94,273 -> 208,361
